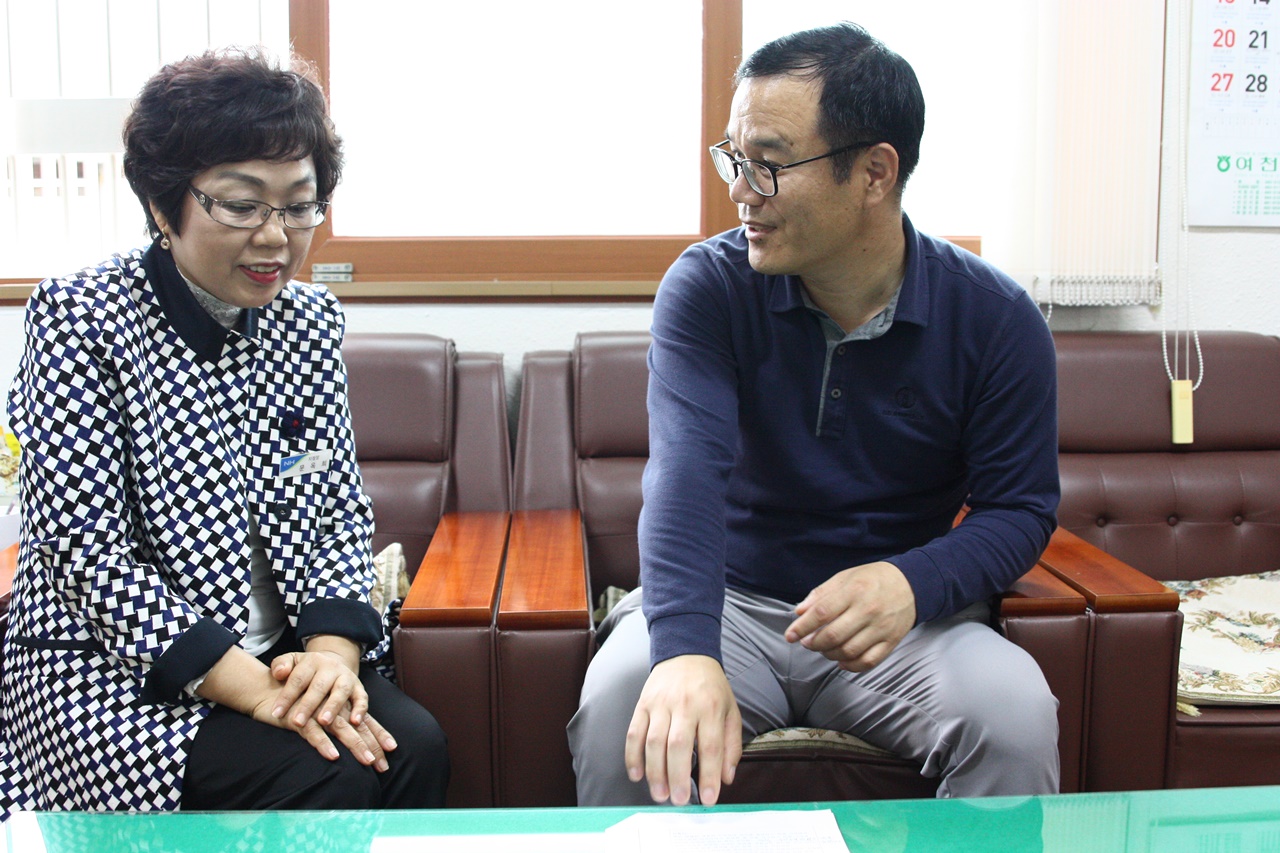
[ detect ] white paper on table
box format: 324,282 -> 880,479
603,809 -> 850,853
5,812 -> 49,853
372,832 -> 605,853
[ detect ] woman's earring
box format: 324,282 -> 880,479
160,233 -> 171,251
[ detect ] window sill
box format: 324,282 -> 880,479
0,279 -> 658,304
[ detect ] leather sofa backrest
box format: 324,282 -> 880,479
1055,331 -> 1280,582
510,332 -> 648,595
345,333 -> 454,574
344,333 -> 510,576
573,331 -> 651,593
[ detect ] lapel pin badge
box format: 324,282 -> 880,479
280,410 -> 309,439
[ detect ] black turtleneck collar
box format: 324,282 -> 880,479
140,237 -> 261,364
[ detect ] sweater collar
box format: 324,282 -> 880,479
141,238 -> 261,364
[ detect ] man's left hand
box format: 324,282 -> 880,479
784,561 -> 916,672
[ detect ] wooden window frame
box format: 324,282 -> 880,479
290,0 -> 742,298
0,2 -> 982,302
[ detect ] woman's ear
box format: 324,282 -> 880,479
861,143 -> 901,207
149,202 -> 171,238
149,202 -> 176,250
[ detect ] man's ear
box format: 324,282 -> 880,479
860,143 -> 901,206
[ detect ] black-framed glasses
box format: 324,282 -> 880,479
188,187 -> 329,230
709,139 -> 877,198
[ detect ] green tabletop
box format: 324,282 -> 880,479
10,785 -> 1280,852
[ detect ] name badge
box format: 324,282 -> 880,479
279,449 -> 333,479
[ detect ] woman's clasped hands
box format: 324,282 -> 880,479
224,635 -> 398,772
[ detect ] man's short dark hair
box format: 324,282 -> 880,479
123,47 -> 343,238
736,22 -> 925,191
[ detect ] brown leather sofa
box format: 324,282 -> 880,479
495,331 -> 1091,806
1041,331 -> 1280,791
343,333 -> 511,807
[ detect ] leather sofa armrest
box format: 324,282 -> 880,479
498,509 -> 592,630
493,508 -> 592,806
394,511 -> 509,807
1036,526 -> 1181,790
399,511 -> 509,627
997,563 -> 1088,792
1037,526 -> 1180,612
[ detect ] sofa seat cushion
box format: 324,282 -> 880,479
744,727 -> 898,760
1166,571 -> 1280,706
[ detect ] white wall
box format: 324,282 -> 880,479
0,301 -> 655,431
2,0 -> 1277,423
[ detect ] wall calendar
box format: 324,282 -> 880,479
1188,0 -> 1280,226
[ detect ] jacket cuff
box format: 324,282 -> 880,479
297,597 -> 383,650
142,617 -> 239,705
646,611 -> 722,669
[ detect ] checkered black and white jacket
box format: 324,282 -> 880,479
0,242 -> 384,815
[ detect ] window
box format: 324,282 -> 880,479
329,3 -> 703,239
299,0 -> 1163,301
291,0 -> 739,291
3,0 -> 1165,306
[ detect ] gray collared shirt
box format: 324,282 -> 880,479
804,285 -> 903,433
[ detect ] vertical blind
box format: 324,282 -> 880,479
0,0 -> 290,280
1031,0 -> 1165,307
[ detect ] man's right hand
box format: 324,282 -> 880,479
624,654 -> 742,806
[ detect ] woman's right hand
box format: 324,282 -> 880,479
247,690 -> 391,772
197,646 -> 391,771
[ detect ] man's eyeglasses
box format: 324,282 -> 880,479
188,187 -> 329,230
708,139 -> 877,198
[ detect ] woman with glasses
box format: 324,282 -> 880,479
0,49 -> 447,817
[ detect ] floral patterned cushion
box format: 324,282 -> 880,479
1165,571 -> 1280,707
744,727 -> 896,758
369,542 -> 409,616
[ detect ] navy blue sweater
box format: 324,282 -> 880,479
640,216 -> 1059,666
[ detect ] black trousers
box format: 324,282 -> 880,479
180,632 -> 449,810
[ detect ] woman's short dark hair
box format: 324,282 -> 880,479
736,22 -> 925,192
123,47 -> 343,238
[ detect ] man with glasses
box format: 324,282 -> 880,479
569,23 -> 1060,806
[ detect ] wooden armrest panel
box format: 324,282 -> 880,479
1037,527 -> 1180,613
999,563 -> 1086,616
498,509 -> 591,631
399,511 -> 509,627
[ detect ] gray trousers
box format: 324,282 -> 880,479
568,587 -> 1059,805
